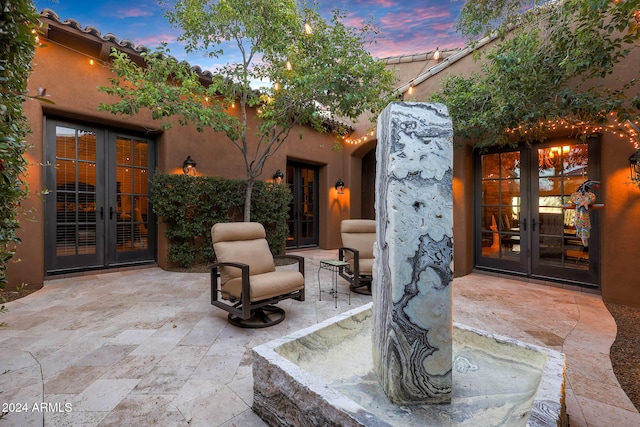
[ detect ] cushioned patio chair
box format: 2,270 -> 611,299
338,219 -> 376,295
210,222 -> 305,328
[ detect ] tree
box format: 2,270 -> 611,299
100,0 -> 396,221
432,0 -> 640,149
0,0 -> 40,291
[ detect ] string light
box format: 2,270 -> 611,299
505,118 -> 640,149
344,128 -> 377,145
304,20 -> 312,35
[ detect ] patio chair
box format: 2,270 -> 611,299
338,219 -> 376,295
210,222 -> 305,328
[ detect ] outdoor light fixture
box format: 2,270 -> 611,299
273,169 -> 284,184
335,178 -> 345,195
629,149 -> 640,183
182,155 -> 197,176
433,47 -> 441,61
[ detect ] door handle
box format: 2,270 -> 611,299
532,218 -> 537,232
100,207 -> 104,220
522,218 -> 527,231
109,207 -> 114,220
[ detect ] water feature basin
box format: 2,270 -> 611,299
252,303 -> 567,427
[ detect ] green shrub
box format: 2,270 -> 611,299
0,1 -> 39,290
151,173 -> 291,268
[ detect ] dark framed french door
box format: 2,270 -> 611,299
44,118 -> 156,274
475,137 -> 600,287
285,161 -> 319,248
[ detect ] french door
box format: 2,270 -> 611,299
44,119 -> 156,274
285,162 -> 319,248
475,138 -> 600,286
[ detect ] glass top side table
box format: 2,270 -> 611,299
318,259 -> 351,308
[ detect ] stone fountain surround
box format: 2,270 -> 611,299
252,302 -> 567,427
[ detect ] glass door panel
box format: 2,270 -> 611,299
300,167 -> 316,242
286,162 -> 319,248
47,125 -> 103,271
55,127 -> 98,257
533,144 -> 594,281
110,136 -> 153,263
478,151 -> 526,272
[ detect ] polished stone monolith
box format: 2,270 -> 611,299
372,102 -> 454,404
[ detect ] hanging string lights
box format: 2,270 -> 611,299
505,118 -> 640,149
344,129 -> 376,145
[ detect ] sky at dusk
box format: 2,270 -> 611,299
34,0 -> 469,72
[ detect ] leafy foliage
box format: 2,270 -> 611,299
0,1 -> 39,290
101,0 -> 396,221
151,173 -> 291,267
433,0 -> 640,149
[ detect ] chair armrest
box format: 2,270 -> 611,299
211,261 -> 250,304
338,247 -> 360,276
339,247 -> 359,260
211,261 -> 249,270
274,254 -> 305,276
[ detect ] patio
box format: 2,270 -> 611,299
0,248 -> 638,426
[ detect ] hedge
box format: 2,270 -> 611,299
151,173 -> 292,267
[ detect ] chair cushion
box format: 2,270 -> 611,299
341,219 -> 376,260
349,257 -> 373,276
212,222 -> 275,285
224,270 -> 305,302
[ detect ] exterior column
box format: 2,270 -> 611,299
372,102 -> 454,404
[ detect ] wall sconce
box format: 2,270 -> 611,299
629,149 -> 640,183
335,178 -> 345,195
182,155 -> 197,176
273,169 -> 284,184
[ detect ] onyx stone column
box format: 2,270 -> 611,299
372,102 -> 454,405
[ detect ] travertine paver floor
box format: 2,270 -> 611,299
0,249 -> 638,426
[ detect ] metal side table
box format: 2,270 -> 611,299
318,259 -> 351,308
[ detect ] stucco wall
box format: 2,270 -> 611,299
600,134 -> 640,306
11,31 -> 348,287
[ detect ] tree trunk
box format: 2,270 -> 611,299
244,177 -> 254,222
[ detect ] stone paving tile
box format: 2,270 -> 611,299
130,364 -> 195,395
45,401 -> 107,427
44,366 -> 111,394
174,383 -> 248,427
98,394 -> 186,426
0,249 -> 638,426
71,379 -> 140,412
108,329 -> 157,346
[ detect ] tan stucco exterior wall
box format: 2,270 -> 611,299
600,134 -> 640,306
10,28 -> 349,287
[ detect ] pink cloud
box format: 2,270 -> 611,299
366,32 -> 466,59
354,0 -> 396,7
133,33 -> 179,47
117,7 -> 153,18
380,7 -> 452,32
